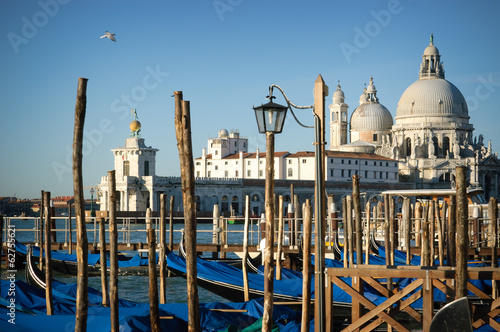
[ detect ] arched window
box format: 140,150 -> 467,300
405,138 -> 411,157
221,196 -> 229,212
231,196 -> 239,214
287,168 -> 293,177
443,137 -> 450,156
432,137 -> 439,157
252,194 -> 260,202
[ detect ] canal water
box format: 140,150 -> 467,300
4,218 -> 264,304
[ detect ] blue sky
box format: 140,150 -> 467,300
1,0 -> 500,199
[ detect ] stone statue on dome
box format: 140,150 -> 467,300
130,109 -> 142,138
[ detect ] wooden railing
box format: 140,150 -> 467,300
326,265 -> 500,331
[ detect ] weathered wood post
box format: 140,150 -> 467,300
448,195 -> 457,266
168,195 -> 174,278
352,175 -> 362,264
159,193 -> 167,304
294,194 -> 301,251
73,77 -> 88,331
365,201 -> 371,264
174,91 -> 200,332
108,170 -> 119,331
99,216 -> 108,307
243,195 -> 250,301
44,191 -> 54,315
434,201 -> 444,266
301,199 -> 312,332
422,204 -> 431,266
148,228 -> 160,332
342,196 -> 348,268
146,207 -> 152,242
263,130 -> 276,332
415,201 -> 422,247
212,203 -> 220,259
68,202 -> 73,255
489,197 -> 498,299
289,184 -> 295,247
169,196 -> 174,252
276,196 -> 284,280
389,197 -> 395,265
346,195 -> 354,265
39,190 -> 44,270
383,194 -> 391,265
429,201 -> 435,266
455,166 -> 468,299
403,198 -> 411,265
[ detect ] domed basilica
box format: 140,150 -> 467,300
329,36 -> 500,199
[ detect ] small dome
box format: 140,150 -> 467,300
218,129 -> 229,138
332,84 -> 345,104
130,120 -> 141,132
424,44 -> 439,56
351,103 -> 393,131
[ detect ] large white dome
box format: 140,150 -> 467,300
396,78 -> 469,122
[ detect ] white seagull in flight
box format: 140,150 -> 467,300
100,31 -> 116,42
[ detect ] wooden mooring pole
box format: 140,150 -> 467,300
99,217 -> 108,307
448,195 -> 457,266
301,200 -> 312,332
108,170 -> 119,331
243,195 -> 250,301
276,196 -> 284,280
455,166 -> 468,299
489,197 -> 498,299
148,228 -> 160,332
352,175 -> 362,264
39,190 -> 44,270
44,191 -> 53,315
68,202 -> 73,255
73,77 -> 88,332
159,193 -> 167,304
174,91 -> 200,332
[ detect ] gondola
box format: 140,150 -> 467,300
17,241 -> 152,276
25,245 -> 46,289
178,230 -> 262,272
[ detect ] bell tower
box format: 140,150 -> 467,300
329,83 -> 349,150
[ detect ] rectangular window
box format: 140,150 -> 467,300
225,161 -> 228,165
330,159 -> 333,163
348,170 -> 351,177
215,166 -> 218,170
123,160 -> 130,176
260,160 -> 263,164
208,162 -> 212,165
259,170 -> 263,177
235,170 -> 239,177
302,159 -> 307,163
247,170 -> 251,177
196,171 -> 200,177
196,162 -> 201,165
208,171 -> 211,177
341,160 -> 344,164
365,161 -> 368,165
386,162 -> 389,167
355,160 -> 358,165
386,172 -> 388,179
215,150 -> 218,155
348,160 -> 351,165
225,170 -> 228,177
288,159 -> 292,164
330,169 -> 334,177
341,170 -> 345,177
373,133 -> 378,141
248,160 -> 251,165
365,171 -> 368,178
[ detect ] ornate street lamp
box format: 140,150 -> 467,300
253,99 -> 288,134
253,76 -> 328,332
